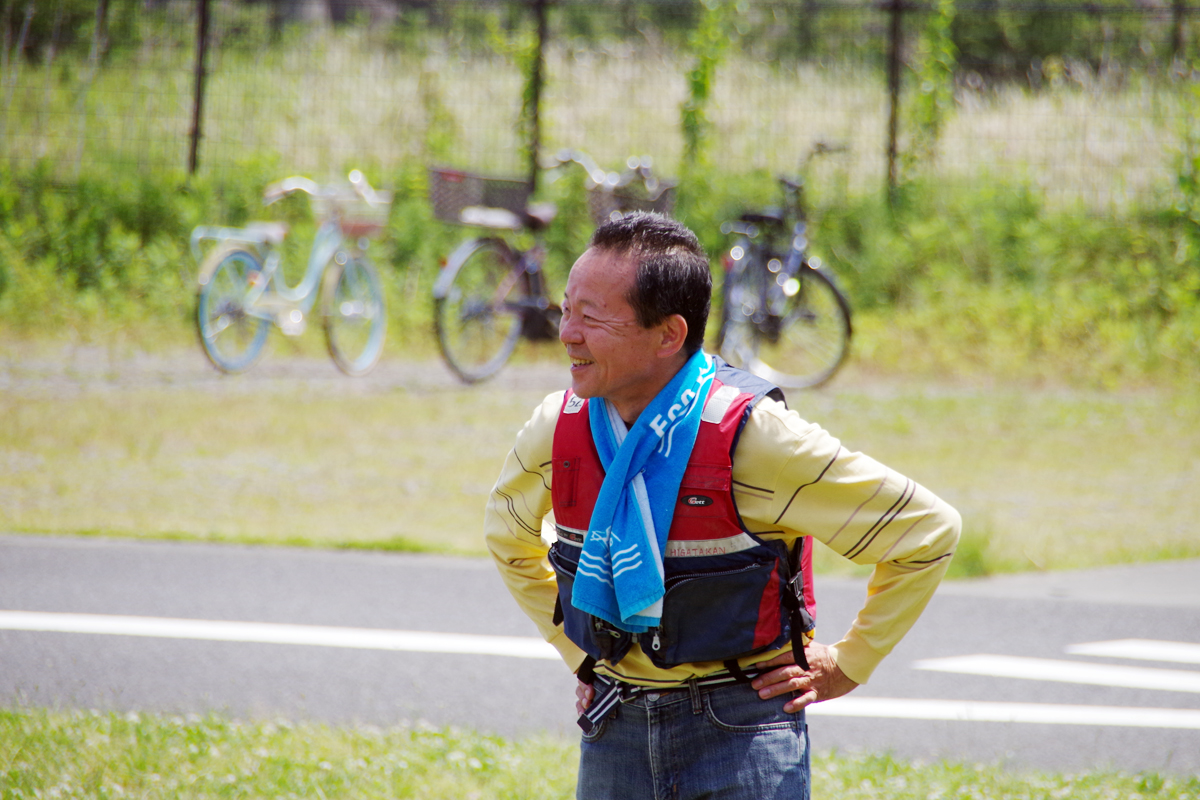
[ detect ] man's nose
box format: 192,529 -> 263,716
559,313 -> 580,344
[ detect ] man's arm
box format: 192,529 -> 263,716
734,396 -> 962,707
484,391 -> 589,672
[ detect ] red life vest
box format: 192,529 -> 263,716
548,364 -> 816,670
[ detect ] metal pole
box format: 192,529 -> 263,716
188,0 -> 211,175
528,0 -> 548,189
1171,0 -> 1186,61
885,0 -> 903,204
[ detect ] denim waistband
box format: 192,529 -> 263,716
578,668 -> 763,733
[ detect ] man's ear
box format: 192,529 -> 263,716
657,314 -> 689,359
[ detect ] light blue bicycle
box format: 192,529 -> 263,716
191,170 -> 391,376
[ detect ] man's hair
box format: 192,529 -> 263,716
588,212 -> 711,356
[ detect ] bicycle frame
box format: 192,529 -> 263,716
433,237 -> 557,337
193,170 -> 391,375
716,144 -> 853,388
193,219 -> 346,322
431,152 -> 675,383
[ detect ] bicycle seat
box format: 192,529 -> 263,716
524,202 -> 557,231
459,206 -> 525,230
739,209 -> 785,226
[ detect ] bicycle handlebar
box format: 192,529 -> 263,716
544,148 -> 672,196
347,169 -> 389,206
806,139 -> 848,160
546,148 -> 610,187
773,140 -> 850,216
263,170 -> 387,207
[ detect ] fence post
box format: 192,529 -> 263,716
885,0 -> 904,204
188,0 -> 211,175
528,0 -> 548,189
1171,0 -> 1186,60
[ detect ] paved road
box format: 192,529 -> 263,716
2,533 -> 1198,775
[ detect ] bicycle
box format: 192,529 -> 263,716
191,170 -> 391,377
428,151 -> 677,384
716,143 -> 853,389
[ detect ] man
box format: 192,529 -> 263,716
485,212 -> 960,800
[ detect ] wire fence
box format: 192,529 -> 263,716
1,0 -> 1197,212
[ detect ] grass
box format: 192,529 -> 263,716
0,708 -> 575,800
1,17 -> 1192,214
2,707 -> 1197,800
3,332 -> 1198,578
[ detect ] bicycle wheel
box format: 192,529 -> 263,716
196,245 -> 270,373
716,238 -> 765,371
322,254 -> 387,376
433,238 -> 527,383
750,262 -> 852,389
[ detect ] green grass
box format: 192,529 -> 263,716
0,708 -> 575,800
2,707 -> 1197,800
3,336 -> 1198,577
1,14 -> 1197,576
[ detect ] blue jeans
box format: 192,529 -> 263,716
577,680 -> 810,800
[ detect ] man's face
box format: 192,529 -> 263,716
559,247 -> 677,423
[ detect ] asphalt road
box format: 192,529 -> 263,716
2,533 -> 1198,775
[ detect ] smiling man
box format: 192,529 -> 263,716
485,212 -> 960,800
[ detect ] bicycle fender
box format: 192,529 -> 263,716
433,237 -> 505,299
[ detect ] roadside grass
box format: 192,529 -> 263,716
2,335 -> 1197,578
2,707 -> 1196,800
4,23 -> 1188,214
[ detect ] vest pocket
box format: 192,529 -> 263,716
675,464 -> 731,518
551,458 -> 580,508
645,555 -> 788,668
548,544 -> 632,664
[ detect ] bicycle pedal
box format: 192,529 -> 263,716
277,309 -> 306,336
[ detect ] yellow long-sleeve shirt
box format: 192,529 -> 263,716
485,389 -> 961,687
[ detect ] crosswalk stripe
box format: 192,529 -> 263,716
1065,639 -> 1200,665
808,698 -> 1200,729
912,654 -> 1200,693
0,610 -> 560,660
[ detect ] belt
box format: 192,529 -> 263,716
578,668 -> 763,733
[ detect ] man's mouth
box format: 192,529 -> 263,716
570,357 -> 594,368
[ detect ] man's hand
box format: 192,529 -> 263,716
752,641 -> 858,713
576,678 -> 595,715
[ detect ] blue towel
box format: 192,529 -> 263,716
571,350 -> 717,633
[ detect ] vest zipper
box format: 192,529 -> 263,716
664,561 -> 767,592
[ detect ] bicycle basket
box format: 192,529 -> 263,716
313,189 -> 394,239
587,181 -> 677,226
428,167 -> 533,227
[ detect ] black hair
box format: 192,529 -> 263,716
588,211 -> 710,355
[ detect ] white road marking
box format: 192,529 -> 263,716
808,698 -> 1200,729
912,654 -> 1200,693
0,610 -> 559,660
1066,639 -> 1200,665
9,611 -> 1200,731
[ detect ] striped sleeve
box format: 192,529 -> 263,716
733,396 -> 962,685
483,390 -> 589,672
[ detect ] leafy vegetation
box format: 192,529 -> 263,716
1,10 -> 1195,387
1,147 -> 1197,388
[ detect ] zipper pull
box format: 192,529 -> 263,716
651,632 -> 662,651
